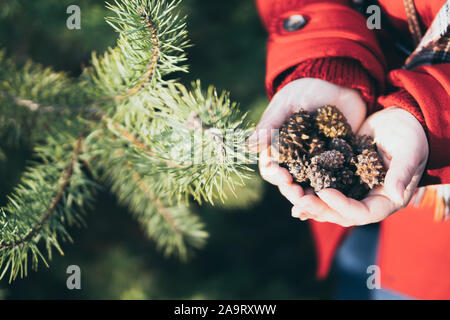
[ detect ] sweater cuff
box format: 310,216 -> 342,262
272,57 -> 377,113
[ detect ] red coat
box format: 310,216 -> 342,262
256,0 -> 450,299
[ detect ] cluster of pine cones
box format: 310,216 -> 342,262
274,105 -> 386,200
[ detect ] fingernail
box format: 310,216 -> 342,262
299,213 -> 309,221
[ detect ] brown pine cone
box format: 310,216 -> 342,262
279,110 -> 313,156
274,142 -> 300,164
328,138 -> 354,163
279,131 -> 310,155
310,150 -> 345,170
314,105 -> 352,139
285,156 -> 310,183
308,135 -> 326,156
354,135 -> 376,154
307,165 -> 342,192
283,110 -> 313,134
339,167 -> 355,189
355,149 -> 386,189
275,106 -> 386,200
346,180 -> 370,200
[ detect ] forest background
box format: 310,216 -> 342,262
0,0 -> 335,299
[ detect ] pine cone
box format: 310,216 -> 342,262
328,138 -> 354,163
355,149 -> 386,189
279,132 -> 309,155
284,110 -> 313,134
279,110 -> 313,156
314,105 -> 352,138
308,135 -> 326,156
310,150 -> 345,170
276,106 -> 386,199
354,135 -> 376,154
339,167 -> 355,189
274,143 -> 299,164
285,156 -> 309,183
347,180 -> 370,200
307,165 -> 342,192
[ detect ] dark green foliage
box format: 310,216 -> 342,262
0,0 -> 256,281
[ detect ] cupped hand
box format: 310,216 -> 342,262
249,78 -> 367,204
291,107 -> 429,226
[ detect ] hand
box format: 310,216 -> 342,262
249,78 -> 367,205
291,107 -> 429,226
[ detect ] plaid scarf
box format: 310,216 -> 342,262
404,1 -> 450,69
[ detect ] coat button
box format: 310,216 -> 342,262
283,15 -> 307,32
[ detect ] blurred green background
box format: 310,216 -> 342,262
0,0 -> 334,299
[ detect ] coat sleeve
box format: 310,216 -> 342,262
378,64 -> 450,185
255,0 -> 386,99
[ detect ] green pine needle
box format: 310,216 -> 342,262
0,0 -> 256,281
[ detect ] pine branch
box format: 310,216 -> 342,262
0,51 -> 84,112
2,137 -> 83,250
106,81 -> 257,204
0,0 -> 257,279
127,165 -> 207,260
109,7 -> 160,100
0,50 -> 85,147
109,120 -> 183,168
0,124 -> 97,281
83,0 -> 189,103
90,136 -> 208,259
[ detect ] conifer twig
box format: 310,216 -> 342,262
128,165 -> 182,235
111,10 -> 160,101
0,137 -> 84,251
0,0 -> 255,280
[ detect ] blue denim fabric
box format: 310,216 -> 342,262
332,223 -> 411,300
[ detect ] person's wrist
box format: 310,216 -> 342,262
387,106 -> 429,166
272,57 -> 376,112
378,89 -> 427,133
386,107 -> 427,140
